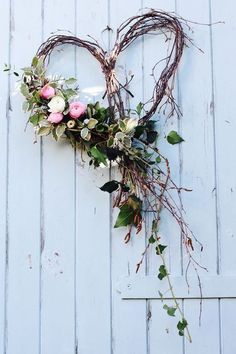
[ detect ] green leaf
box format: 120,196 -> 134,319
29,114 -> 39,125
81,127 -> 91,141
149,235 -> 156,244
29,113 -> 45,126
31,56 -> 39,67
136,102 -> 143,116
65,77 -> 77,85
20,83 -> 30,97
13,71 -> 19,77
90,146 -> 107,166
118,120 -> 126,132
152,219 -> 158,233
134,125 -> 145,139
96,123 -> 106,132
127,195 -> 142,211
107,136 -> 114,148
100,180 -> 119,193
146,130 -> 158,144
158,265 -> 168,280
63,88 -> 77,99
156,156 -> 161,163
55,124 -> 66,140
114,204 -> 134,228
37,126 -> 51,136
120,183 -> 130,192
177,318 -> 188,336
167,131 -> 184,145
156,244 -> 167,255
163,304 -> 177,317
22,101 -> 29,112
87,118 -> 98,130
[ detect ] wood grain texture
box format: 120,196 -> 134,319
0,2 -> 10,353
5,1 -> 42,353
75,1 -> 111,353
40,1 -> 76,353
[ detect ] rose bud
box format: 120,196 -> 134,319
69,102 -> 86,119
40,85 -> 55,100
47,112 -> 64,124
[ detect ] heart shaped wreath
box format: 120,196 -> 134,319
16,10 -> 205,341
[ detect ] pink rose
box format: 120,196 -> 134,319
69,102 -> 86,119
47,112 -> 64,123
40,85 -> 55,99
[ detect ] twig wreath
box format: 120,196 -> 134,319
15,10 -> 205,342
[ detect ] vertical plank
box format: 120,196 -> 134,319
177,0 -> 220,352
143,1 -> 183,352
0,1 -> 10,352
41,1 -> 76,353
6,0 -> 41,353
75,1 -> 111,353
211,2 -> 236,353
110,3 -> 148,354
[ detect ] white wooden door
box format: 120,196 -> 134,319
0,0 -> 236,353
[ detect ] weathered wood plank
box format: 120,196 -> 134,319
211,3 -> 236,353
176,1 -> 220,352
5,1 -> 41,353
0,1 -> 10,352
143,0 -> 184,352
119,275 -> 236,299
110,2 -> 148,354
40,1 -> 77,353
75,1 -> 111,353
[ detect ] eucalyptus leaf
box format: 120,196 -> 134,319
107,136 -> 114,148
63,88 -> 77,99
31,56 -> 39,67
87,118 -> 98,130
56,124 -> 66,139
65,77 -> 77,85
20,83 -> 30,97
118,120 -> 126,132
22,101 -> 29,112
38,126 -> 51,136
81,127 -> 91,141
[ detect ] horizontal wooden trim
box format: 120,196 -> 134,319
118,275 -> 236,299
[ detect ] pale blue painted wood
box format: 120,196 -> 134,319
75,1 -> 111,353
0,2 -> 10,353
110,2 -> 148,354
5,1 -> 42,353
40,1 -> 77,353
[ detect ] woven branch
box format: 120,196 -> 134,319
37,10 -> 188,122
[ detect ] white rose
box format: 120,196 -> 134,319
48,96 -> 66,113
